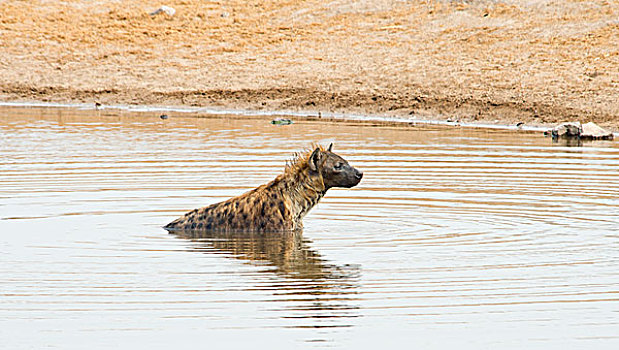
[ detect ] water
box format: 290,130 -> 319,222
1,106 -> 618,349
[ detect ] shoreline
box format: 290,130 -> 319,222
0,86 -> 614,134
0,98 -> 594,137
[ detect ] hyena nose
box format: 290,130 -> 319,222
355,170 -> 363,179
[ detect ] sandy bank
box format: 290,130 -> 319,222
0,0 -> 617,130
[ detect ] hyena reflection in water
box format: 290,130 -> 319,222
164,144 -> 363,232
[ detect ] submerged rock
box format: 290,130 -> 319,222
271,118 -> 293,125
545,121 -> 613,140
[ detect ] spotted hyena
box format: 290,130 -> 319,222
164,144 -> 363,232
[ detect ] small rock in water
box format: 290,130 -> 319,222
150,6 -> 176,17
159,114 -> 169,120
271,118 -> 293,125
545,122 -> 581,139
581,122 -> 613,140
544,121 -> 613,140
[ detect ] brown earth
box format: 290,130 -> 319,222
0,0 -> 617,130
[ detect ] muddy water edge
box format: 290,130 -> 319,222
1,106 -> 618,349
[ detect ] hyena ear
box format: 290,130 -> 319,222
327,143 -> 333,152
309,147 -> 322,172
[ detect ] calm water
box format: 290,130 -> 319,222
1,106 -> 618,349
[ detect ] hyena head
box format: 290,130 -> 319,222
309,144 -> 363,189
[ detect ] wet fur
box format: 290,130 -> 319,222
164,145 -> 362,232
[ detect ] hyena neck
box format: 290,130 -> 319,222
279,169 -> 327,228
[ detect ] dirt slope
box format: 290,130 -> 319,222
0,0 -> 617,129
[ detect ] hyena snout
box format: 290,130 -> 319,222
342,165 -> 363,188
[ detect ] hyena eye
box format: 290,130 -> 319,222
334,163 -> 343,170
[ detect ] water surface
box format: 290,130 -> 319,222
1,106 -> 618,349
